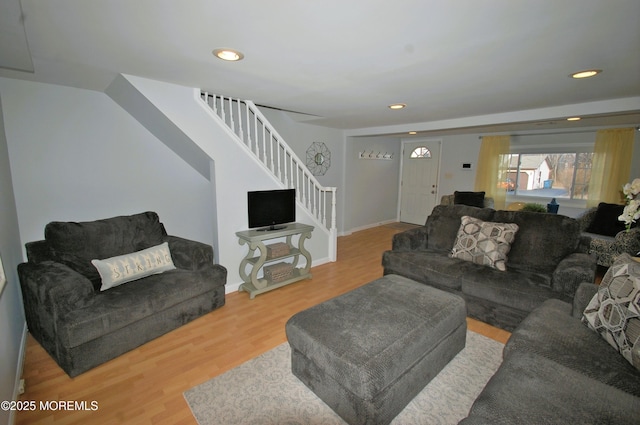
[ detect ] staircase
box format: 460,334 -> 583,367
200,92 -> 337,260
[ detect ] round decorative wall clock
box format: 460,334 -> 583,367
306,142 -> 331,176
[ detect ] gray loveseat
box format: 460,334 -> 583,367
18,211 -> 227,377
382,204 -> 596,330
460,278 -> 640,424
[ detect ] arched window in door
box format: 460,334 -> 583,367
410,146 -> 432,158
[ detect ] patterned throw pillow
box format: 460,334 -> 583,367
450,216 -> 519,271
583,253 -> 640,371
91,242 -> 176,291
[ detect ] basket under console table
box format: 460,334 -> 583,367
236,223 -> 314,299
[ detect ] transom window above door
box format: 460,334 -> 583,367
410,147 -> 432,158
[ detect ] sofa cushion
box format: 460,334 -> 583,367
45,212 -> 165,287
583,253 -> 640,371
91,242 -> 176,291
57,267 -> 221,348
586,202 -> 628,236
460,267 -> 563,313
451,216 -> 518,271
453,191 -> 485,208
425,205 -> 495,251
382,250 -> 482,291
492,210 -> 580,273
506,298 -> 640,396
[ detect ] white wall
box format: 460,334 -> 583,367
344,136 -> 401,232
0,77 -> 215,256
118,75 -> 331,291
0,92 -> 28,425
436,134 -> 482,198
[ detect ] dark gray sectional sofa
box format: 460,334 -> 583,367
459,281 -> 640,424
18,211 -> 227,377
382,204 -> 597,330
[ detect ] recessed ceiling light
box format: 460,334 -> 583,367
212,48 -> 244,61
567,117 -> 581,121
388,103 -> 406,110
570,69 -> 602,79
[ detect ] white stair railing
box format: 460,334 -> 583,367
200,92 -> 337,257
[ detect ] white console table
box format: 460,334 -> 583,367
236,223 -> 314,299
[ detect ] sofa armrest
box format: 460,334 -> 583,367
613,227 -> 640,256
18,261 -> 94,342
578,234 -> 592,254
551,252 -> 597,297
18,261 -> 94,309
571,282 -> 599,318
391,226 -> 429,251
164,235 -> 214,270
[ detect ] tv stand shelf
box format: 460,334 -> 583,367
236,223 -> 314,299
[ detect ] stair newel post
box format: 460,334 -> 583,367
321,189 -> 327,227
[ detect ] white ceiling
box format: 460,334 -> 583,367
1,0 -> 639,135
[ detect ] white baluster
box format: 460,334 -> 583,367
261,122 -> 266,165
269,132 -> 275,172
283,151 -> 289,187
237,99 -> 244,142
246,103 -> 253,154
228,98 -> 236,134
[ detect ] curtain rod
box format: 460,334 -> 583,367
478,130 -> 594,139
479,127 -> 639,139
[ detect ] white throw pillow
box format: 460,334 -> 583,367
91,242 -> 176,291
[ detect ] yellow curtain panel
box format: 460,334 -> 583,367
475,135 -> 511,210
588,128 -> 635,207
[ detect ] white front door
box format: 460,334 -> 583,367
399,140 -> 441,225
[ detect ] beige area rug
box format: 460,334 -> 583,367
184,331 -> 504,425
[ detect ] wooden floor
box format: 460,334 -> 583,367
16,224 -> 510,425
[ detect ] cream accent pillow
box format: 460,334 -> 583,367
583,253 -> 640,371
91,242 -> 176,291
450,216 -> 519,271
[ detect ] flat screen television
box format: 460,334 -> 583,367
247,189 -> 296,231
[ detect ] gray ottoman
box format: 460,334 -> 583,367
285,274 -> 467,425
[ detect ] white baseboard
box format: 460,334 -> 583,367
9,323 -> 28,425
345,219 -> 397,235
225,281 -> 242,294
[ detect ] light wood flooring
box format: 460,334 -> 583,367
16,223 -> 510,425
